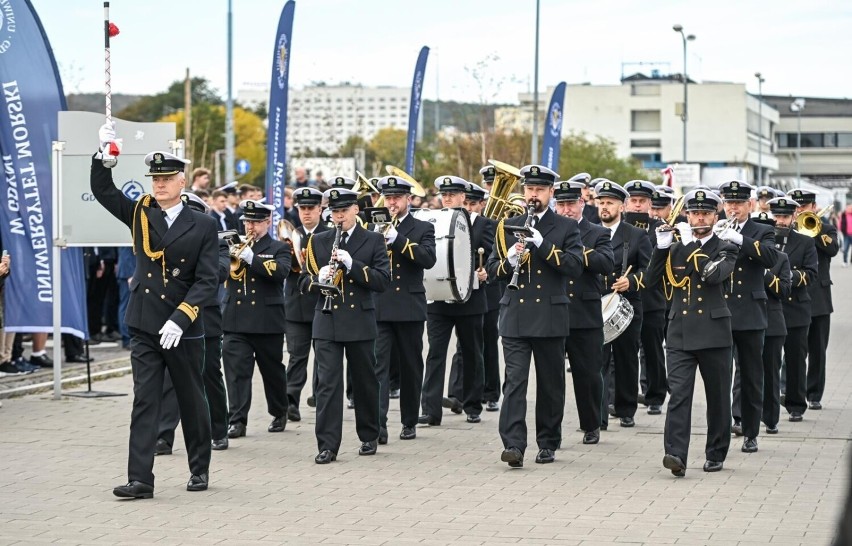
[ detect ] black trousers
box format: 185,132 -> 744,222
784,325 -> 810,414
761,334 -> 785,428
732,329 -> 765,438
449,309 -> 500,402
158,335 -> 229,446
223,332 -> 288,427
565,327 -> 604,433
499,336 -> 565,454
126,329 -> 211,486
285,320 -> 313,409
314,339 -> 380,453
376,321 -> 424,429
664,346 -> 731,466
640,310 -> 667,405
807,314 -> 830,403
422,312 -> 484,421
602,312 -> 642,424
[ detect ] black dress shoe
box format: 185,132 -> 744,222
662,453 -> 686,477
732,421 -> 744,437
211,437 -> 229,450
535,448 -> 555,464
789,411 -> 803,422
780,393 -> 786,406
315,450 -> 337,464
66,354 -> 94,364
268,416 -> 286,432
389,389 -> 401,399
647,405 -> 662,415
287,407 -> 301,422
378,427 -> 389,445
485,401 -> 500,412
113,481 -> 154,499
637,393 -> 647,406
399,426 -> 416,440
466,414 -> 481,424
307,395 -> 316,408
359,440 -> 378,456
29,354 -> 53,367
600,422 -> 608,431
501,447 -> 523,468
742,437 -> 758,453
583,429 -> 600,445
608,404 -> 617,418
765,425 -> 779,435
417,414 -> 440,426
808,401 -> 822,410
703,460 -> 723,473
442,396 -> 463,414
186,473 -> 208,492
619,417 -> 635,428
154,438 -> 172,456
227,423 -> 246,438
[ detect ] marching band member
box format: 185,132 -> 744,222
647,189 -> 739,476
594,179 -> 651,429
91,131 -> 219,498
554,179 -> 614,444
299,188 -> 390,463
486,165 -> 583,467
374,177 -> 437,442
223,200 -> 292,439
421,177 -> 494,425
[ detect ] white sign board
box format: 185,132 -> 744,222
57,111 -> 176,246
667,163 -> 701,187
702,166 -> 748,189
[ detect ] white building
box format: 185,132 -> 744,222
238,83 -> 414,156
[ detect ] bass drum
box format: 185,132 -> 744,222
411,208 -> 473,303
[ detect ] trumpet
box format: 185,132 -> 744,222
711,217 -> 738,236
318,222 -> 344,314
796,205 -> 832,238
507,202 -> 535,291
228,233 -> 255,273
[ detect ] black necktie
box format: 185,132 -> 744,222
531,215 -> 539,228
340,232 -> 348,249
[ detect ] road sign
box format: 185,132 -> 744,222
236,159 -> 251,175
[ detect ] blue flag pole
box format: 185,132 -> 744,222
540,82 -> 567,171
266,0 -> 296,230
405,46 -> 429,175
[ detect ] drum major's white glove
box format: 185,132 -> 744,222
97,121 -> 123,158
158,320 -> 183,350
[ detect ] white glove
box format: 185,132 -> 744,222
158,320 -> 183,350
656,228 -> 674,249
675,222 -> 694,245
718,225 -> 743,245
335,248 -> 353,271
506,245 -> 520,267
385,225 -> 398,244
528,227 -> 543,247
318,265 -> 332,283
238,245 -> 254,264
97,121 -> 123,156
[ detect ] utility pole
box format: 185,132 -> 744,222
225,0 -> 235,185
184,68 -> 192,167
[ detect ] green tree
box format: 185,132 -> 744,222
368,128 -> 406,174
560,133 -> 650,184
117,77 -> 223,122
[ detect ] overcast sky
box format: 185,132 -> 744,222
34,0 -> 852,104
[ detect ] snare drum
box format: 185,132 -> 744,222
601,293 -> 634,344
411,208 -> 473,303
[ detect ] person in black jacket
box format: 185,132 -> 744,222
92,130 -> 218,499
222,200 -> 292,439
486,165 -> 584,467
647,189 -> 740,476
555,180 -> 614,445
420,177 -> 494,427
299,188 -> 390,464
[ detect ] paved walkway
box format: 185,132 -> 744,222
1,261 -> 851,545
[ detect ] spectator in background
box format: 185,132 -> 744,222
116,247 -> 135,350
291,167 -> 314,189
283,187 -> 302,228
0,249 -> 34,375
194,188 -> 211,206
218,183 -> 241,232
86,247 -> 120,343
838,203 -> 852,267
209,190 -> 230,231
314,170 -> 328,191
190,168 -> 211,191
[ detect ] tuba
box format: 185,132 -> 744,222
277,219 -> 303,273
355,171 -> 383,208
795,205 -> 832,238
483,159 -> 525,219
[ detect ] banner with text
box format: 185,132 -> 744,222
265,0 -> 296,229
540,82 -> 566,171
0,0 -> 88,337
404,46 -> 429,175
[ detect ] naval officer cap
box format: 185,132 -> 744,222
553,181 -> 585,202
479,165 -> 496,184
593,179 -> 629,201
756,185 -> 783,200
329,176 -> 356,190
323,188 -> 359,209
625,179 -> 657,198
218,181 -> 238,195
435,175 -> 469,193
520,164 -> 559,186
766,196 -> 798,216
651,187 -> 674,209
181,192 -> 210,213
567,172 -> 592,187
752,211 -> 776,227
683,189 -> 721,212
465,182 -> 488,202
787,188 -> 817,205
377,176 -> 414,195
239,199 -> 274,221
144,151 -> 191,176
294,187 -> 323,207
718,180 -> 754,201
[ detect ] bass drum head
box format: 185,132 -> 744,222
450,209 -> 473,302
411,208 -> 473,303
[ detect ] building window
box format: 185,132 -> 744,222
631,110 -> 661,132
630,139 -> 661,148
631,84 -> 661,96
837,133 -> 852,147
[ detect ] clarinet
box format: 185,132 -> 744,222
507,203 -> 535,291
320,222 -> 344,315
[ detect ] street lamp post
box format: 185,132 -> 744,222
672,25 -> 696,163
755,72 -> 765,184
790,98 -> 806,183
225,0 -> 235,186
531,0 -> 541,162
